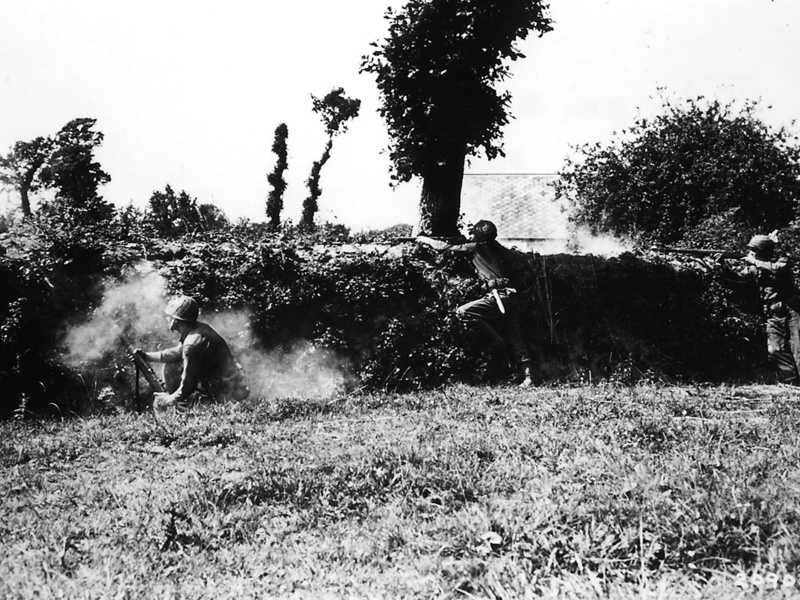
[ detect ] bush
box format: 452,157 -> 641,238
0,212 -> 148,418
556,95 -> 800,248
0,219 -> 778,418
156,230 -> 767,390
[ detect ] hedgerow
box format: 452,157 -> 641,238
0,220 -> 776,417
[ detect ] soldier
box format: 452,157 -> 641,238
714,233 -> 800,385
135,296 -> 249,411
417,220 -> 534,387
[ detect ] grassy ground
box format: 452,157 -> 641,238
2,383 -> 800,599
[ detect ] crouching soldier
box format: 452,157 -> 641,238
417,220 -> 535,387
136,296 -> 249,411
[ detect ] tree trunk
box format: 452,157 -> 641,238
418,152 -> 466,237
19,185 -> 31,217
19,167 -> 36,217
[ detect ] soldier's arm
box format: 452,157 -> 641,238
745,255 -> 789,273
164,344 -> 202,403
138,345 -> 182,363
417,236 -> 475,253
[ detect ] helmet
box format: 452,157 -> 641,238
470,220 -> 498,242
747,235 -> 775,259
164,296 -> 199,322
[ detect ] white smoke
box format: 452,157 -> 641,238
202,310 -> 349,399
62,262 -> 349,400
62,263 -> 170,366
566,226 -> 632,257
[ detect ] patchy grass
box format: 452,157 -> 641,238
2,383 -> 800,599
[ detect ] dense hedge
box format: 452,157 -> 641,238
0,222 -> 775,418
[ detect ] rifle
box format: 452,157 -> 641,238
391,235 -> 468,244
651,245 -> 745,260
104,315 -> 165,411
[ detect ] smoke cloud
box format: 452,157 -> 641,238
567,226 -> 632,257
62,262 -> 349,401
62,263 -> 170,366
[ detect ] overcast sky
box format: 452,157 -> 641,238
1,0 -> 799,230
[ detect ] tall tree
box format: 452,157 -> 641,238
555,95 -> 800,248
300,88 -> 361,230
0,137 -> 51,217
38,118 -> 113,224
266,123 -> 289,229
361,0 -> 552,235
361,0 -> 553,236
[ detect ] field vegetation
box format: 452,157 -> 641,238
3,383 -> 800,599
3,90 -> 800,598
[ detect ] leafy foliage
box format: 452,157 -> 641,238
0,213 -> 145,418
265,123 -> 289,229
300,88 -> 361,230
361,0 -> 553,234
145,185 -> 229,237
362,0 -> 553,183
0,136 -> 50,217
1,118 -> 113,224
0,208 -> 782,417
556,95 -> 800,248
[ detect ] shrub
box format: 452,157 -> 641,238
0,220 -> 778,417
556,95 -> 800,248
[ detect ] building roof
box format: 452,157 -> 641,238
460,173 -> 568,241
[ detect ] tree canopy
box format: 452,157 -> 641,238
1,118 -> 112,223
555,95 -> 800,248
362,0 -> 552,235
146,185 -> 228,236
0,137 -> 50,217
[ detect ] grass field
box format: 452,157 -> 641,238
2,383 -> 800,599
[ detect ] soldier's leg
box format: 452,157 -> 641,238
766,316 -> 799,384
492,293 -> 534,385
788,309 -> 800,383
456,294 -> 506,347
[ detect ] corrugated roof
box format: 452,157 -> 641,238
460,173 -> 568,240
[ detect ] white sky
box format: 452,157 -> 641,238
1,0 -> 799,231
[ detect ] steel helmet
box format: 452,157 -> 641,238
747,235 -> 775,259
164,295 -> 199,322
470,220 -> 498,242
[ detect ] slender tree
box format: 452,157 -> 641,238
266,123 -> 289,229
300,88 -> 360,230
362,0 -> 552,236
0,137 -> 51,217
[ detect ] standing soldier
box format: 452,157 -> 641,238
714,233 -> 800,385
135,296 -> 249,411
417,220 -> 535,387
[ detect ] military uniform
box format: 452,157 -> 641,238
447,240 -> 532,375
157,321 -> 247,404
140,296 -> 249,409
717,236 -> 800,384
418,220 -> 534,386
